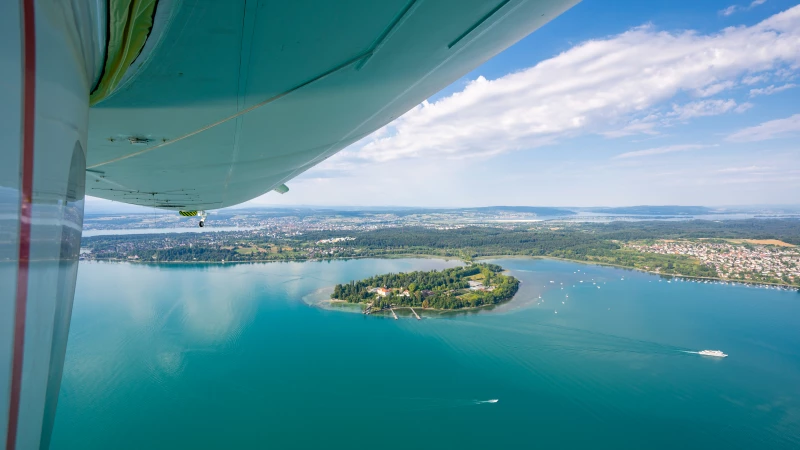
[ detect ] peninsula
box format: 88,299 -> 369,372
330,263 -> 520,311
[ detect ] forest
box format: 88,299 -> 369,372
330,263 -> 520,310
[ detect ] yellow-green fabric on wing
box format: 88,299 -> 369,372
90,0 -> 158,105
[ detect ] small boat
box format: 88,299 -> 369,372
698,350 -> 727,358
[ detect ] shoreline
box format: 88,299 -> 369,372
83,253 -> 800,289
475,255 -> 800,289
319,298 -> 500,315
82,253 -> 461,265
321,300 -> 503,314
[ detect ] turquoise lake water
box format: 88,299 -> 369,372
51,258 -> 800,449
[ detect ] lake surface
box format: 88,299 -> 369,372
51,258 -> 800,449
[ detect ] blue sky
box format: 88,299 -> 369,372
89,0 -> 800,212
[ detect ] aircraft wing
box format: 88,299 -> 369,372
85,0 -> 579,211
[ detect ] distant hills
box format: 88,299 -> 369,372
460,206 -> 576,216
581,206 -> 716,216
227,205 -> 711,217
85,203 -> 800,218
217,205 -> 577,217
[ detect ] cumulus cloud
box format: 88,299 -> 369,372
349,6 -> 800,164
614,144 -> 717,159
726,113 -> 800,141
749,83 -> 797,96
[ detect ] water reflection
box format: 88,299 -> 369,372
67,263 -> 268,394
55,258 -> 800,450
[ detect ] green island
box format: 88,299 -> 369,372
330,263 -> 520,311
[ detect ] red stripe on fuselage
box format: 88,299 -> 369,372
7,0 -> 36,449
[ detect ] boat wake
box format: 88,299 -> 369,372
382,396 -> 500,412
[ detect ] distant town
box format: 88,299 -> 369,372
78,207 -> 800,288
627,240 -> 799,285
83,205 -> 800,233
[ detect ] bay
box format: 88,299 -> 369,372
51,258 -> 800,449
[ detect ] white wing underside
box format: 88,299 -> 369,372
86,0 -> 579,211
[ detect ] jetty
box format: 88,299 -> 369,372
390,308 -> 398,320
410,307 -> 421,320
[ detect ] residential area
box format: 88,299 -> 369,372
627,240 -> 800,285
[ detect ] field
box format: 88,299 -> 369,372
726,239 -> 795,247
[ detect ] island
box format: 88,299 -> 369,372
330,263 -> 520,312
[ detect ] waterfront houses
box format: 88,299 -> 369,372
628,240 -> 800,285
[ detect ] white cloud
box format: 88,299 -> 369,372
715,165 -> 774,173
742,74 -> 769,84
669,99 -> 739,121
720,0 -> 768,16
720,6 -> 740,17
694,81 -> 737,97
711,164 -> 800,185
726,113 -> 800,141
613,144 -> 717,159
749,83 -> 797,96
774,67 -> 797,80
350,6 -> 800,164
601,121 -> 659,138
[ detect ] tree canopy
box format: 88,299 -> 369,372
331,263 -> 519,310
